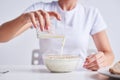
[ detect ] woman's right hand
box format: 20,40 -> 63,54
24,10 -> 61,31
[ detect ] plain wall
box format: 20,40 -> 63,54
0,0 -> 120,65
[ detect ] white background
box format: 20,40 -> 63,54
0,0 -> 120,65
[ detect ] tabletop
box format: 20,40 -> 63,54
0,65 -> 119,80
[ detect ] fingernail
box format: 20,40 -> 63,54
45,26 -> 48,30
86,58 -> 89,60
83,65 -> 86,68
46,26 -> 48,30
59,17 -> 62,20
33,24 -> 37,28
84,62 -> 88,65
47,26 -> 51,30
40,28 -> 44,31
60,17 -> 62,20
85,61 -> 89,65
83,65 -> 87,68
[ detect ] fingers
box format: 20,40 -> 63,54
87,62 -> 105,71
29,12 -> 37,28
40,10 -> 51,30
86,52 -> 104,64
85,57 -> 105,70
83,52 -> 105,71
25,10 -> 61,31
35,11 -> 45,31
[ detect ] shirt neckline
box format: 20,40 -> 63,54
56,1 -> 79,14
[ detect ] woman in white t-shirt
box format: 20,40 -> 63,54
0,0 -> 114,71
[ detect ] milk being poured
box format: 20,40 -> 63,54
60,37 -> 65,55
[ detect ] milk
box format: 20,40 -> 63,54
60,38 -> 66,55
37,32 -> 65,39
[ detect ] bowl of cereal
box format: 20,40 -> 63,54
43,54 -> 80,73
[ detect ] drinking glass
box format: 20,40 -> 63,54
36,18 -> 65,39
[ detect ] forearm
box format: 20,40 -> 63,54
0,14 -> 32,42
92,31 -> 115,66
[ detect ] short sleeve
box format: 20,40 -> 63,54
0,22 -> 1,26
0,20 -> 3,26
90,8 -> 107,35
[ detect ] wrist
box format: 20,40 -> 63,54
20,13 -> 31,24
104,53 -> 114,66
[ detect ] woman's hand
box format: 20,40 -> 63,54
24,10 -> 61,31
83,51 -> 106,71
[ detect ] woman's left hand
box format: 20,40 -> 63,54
83,51 -> 106,71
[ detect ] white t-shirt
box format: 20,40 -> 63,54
25,1 -> 107,60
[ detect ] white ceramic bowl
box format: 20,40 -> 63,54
43,54 -> 80,73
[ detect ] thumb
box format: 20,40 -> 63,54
48,11 -> 61,20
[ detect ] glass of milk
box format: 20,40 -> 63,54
36,18 -> 66,55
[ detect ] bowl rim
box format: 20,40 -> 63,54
42,54 -> 81,60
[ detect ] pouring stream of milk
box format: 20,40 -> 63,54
60,37 -> 66,56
